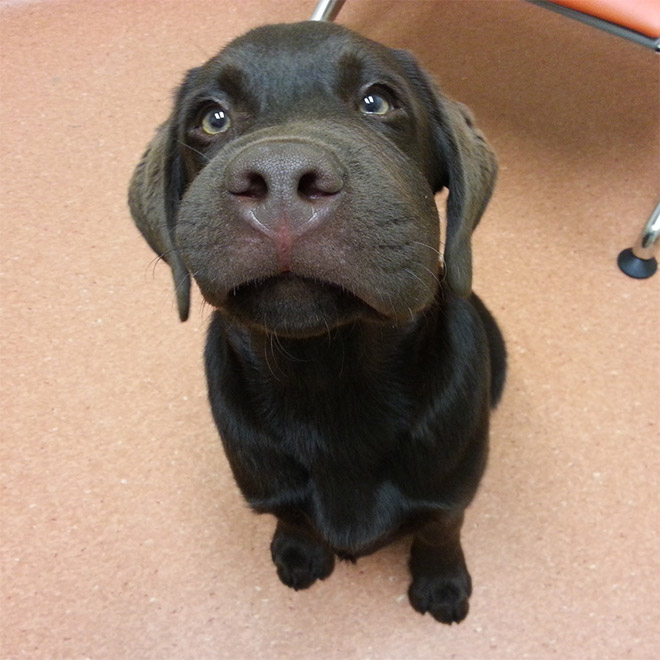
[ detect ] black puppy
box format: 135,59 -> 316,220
129,21 -> 505,624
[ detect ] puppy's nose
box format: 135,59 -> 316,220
224,141 -> 344,244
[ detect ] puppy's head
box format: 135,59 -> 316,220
129,22 -> 496,335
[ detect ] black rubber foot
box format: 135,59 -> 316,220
617,248 -> 657,279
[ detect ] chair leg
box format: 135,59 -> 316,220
618,201 -> 660,279
311,0 -> 346,21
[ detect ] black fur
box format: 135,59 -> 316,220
129,21 -> 505,624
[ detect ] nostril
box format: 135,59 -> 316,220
229,172 -> 268,200
298,170 -> 343,201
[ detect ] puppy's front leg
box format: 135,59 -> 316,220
408,509 -> 472,624
270,519 -> 335,591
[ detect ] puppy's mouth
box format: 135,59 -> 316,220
220,273 -> 385,337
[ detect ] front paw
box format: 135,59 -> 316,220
270,528 -> 335,591
408,568 -> 472,624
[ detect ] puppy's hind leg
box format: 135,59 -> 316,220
270,519 -> 335,591
408,509 -> 472,624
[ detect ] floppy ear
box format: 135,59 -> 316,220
394,52 -> 497,296
431,98 -> 497,297
128,121 -> 191,321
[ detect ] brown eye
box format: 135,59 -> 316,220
200,106 -> 231,134
359,93 -> 391,116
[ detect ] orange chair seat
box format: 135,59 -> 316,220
550,0 -> 660,38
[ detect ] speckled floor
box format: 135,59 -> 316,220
2,1 -> 659,659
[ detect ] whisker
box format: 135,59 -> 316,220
412,240 -> 442,259
273,333 -> 304,362
323,316 -> 333,347
337,329 -> 346,378
199,297 -> 212,322
416,263 -> 441,287
174,270 -> 191,295
177,139 -> 211,162
144,254 -> 166,280
188,40 -> 213,60
403,267 -> 435,293
265,333 -> 283,382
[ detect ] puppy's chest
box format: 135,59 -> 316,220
257,394 -> 435,553
305,460 -> 428,554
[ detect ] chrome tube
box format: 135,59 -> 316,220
310,0 -> 346,22
632,201 -> 660,261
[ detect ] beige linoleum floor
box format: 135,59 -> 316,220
1,1 -> 659,659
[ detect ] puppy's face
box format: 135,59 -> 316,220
172,23 -> 442,337
131,22 -> 496,333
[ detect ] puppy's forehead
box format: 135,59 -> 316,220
199,22 -> 404,104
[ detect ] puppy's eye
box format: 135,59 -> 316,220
200,106 -> 231,135
359,93 -> 391,116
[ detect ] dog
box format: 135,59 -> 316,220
129,21 -> 506,624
